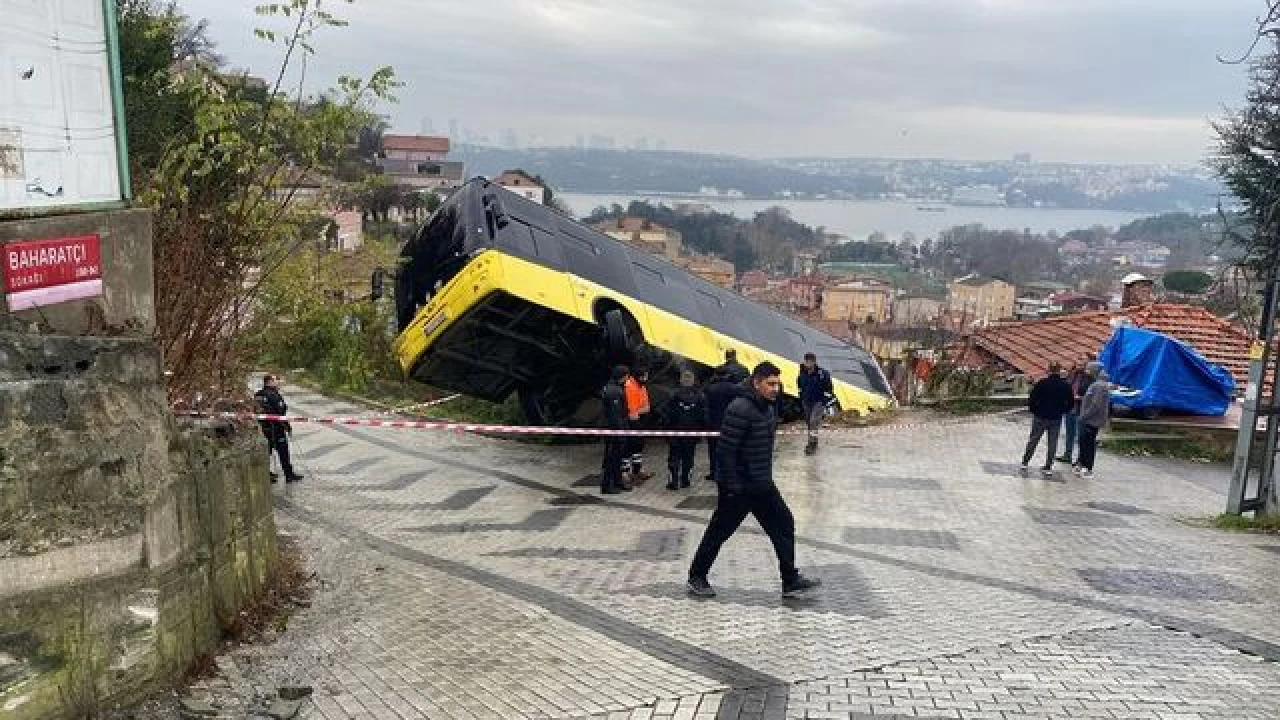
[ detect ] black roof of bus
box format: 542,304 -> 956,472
404,178 -> 891,396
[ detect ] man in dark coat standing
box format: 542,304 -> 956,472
1021,362 -> 1075,478
688,362 -> 821,599
661,370 -> 708,490
255,374 -> 303,483
600,365 -> 632,494
703,365 -> 749,482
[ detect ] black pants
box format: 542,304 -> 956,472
689,484 -> 797,582
625,437 -> 646,471
1078,425 -> 1100,471
667,440 -> 697,483
1022,415 -> 1060,469
265,425 -> 295,478
706,438 -> 719,479
601,438 -> 627,491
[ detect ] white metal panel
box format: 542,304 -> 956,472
0,0 -> 123,212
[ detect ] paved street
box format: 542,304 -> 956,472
198,386 -> 1280,719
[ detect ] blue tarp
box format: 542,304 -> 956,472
1099,326 -> 1236,417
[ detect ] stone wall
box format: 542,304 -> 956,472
0,333 -> 277,719
0,208 -> 155,335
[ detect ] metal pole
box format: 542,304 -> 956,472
1228,280 -> 1277,514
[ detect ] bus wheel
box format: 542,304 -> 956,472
518,384 -> 554,425
602,309 -> 634,363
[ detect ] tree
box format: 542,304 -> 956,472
1162,270 -> 1215,295
121,0 -> 400,396
1213,31 -> 1280,275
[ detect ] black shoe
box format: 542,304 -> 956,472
680,478 -> 690,488
686,576 -> 716,597
804,442 -> 817,456
619,483 -> 633,492
285,474 -> 303,483
782,574 -> 822,598
704,473 -> 713,481
601,487 -> 621,495
666,481 -> 679,491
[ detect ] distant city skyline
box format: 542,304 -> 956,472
177,0 -> 1265,165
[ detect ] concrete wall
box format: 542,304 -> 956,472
0,208 -> 155,335
0,333 -> 277,719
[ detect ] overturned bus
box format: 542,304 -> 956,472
389,178 -> 895,426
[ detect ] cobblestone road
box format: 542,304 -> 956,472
192,387 -> 1280,719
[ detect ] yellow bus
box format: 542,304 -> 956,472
389,178 -> 895,425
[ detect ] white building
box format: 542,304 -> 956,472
494,170 -> 547,204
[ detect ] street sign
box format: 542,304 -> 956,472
2,234 -> 103,310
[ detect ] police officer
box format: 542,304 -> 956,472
255,374 -> 303,484
600,365 -> 632,494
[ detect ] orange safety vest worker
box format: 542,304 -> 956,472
624,376 -> 651,421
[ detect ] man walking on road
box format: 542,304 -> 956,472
1021,362 -> 1074,478
688,362 -> 822,599
600,365 -> 632,494
797,352 -> 834,455
255,374 -> 303,484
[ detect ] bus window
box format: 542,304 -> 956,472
694,288 -> 751,342
632,258 -> 700,321
529,225 -> 565,268
558,220 -> 638,297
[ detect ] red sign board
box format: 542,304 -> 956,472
2,235 -> 103,311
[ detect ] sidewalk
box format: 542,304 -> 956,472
162,386 -> 1280,719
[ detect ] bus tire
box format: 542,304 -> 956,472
518,384 -> 552,425
603,309 -> 633,363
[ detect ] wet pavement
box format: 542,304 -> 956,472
192,386 -> 1280,719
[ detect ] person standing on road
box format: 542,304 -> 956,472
255,374 -> 303,484
703,366 -> 749,482
717,348 -> 747,381
688,362 -> 822,599
1076,368 -> 1111,478
797,352 -> 835,455
623,366 -> 653,483
600,365 -> 632,494
661,370 -> 708,490
1021,362 -> 1074,478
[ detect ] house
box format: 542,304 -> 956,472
860,326 -> 959,361
948,275 -> 1016,326
327,210 -> 364,253
494,169 -> 546,204
377,134 -> 466,190
1014,296 -> 1059,320
1019,280 -> 1071,300
788,274 -> 825,311
737,270 -> 769,295
1050,292 -> 1108,314
821,278 -> 893,324
957,278 -> 1254,387
593,217 -> 682,261
792,249 -> 821,276
675,255 -> 735,289
891,295 -> 944,326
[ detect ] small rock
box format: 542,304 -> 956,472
179,698 -> 218,717
265,699 -> 303,719
278,686 -> 313,701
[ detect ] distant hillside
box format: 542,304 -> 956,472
449,146 -> 1223,214
450,146 -> 890,198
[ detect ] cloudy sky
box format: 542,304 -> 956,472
176,0 -> 1266,164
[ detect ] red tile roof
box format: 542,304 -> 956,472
382,134 -> 450,154
959,303 -> 1253,385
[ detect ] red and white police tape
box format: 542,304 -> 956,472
176,411 -> 719,437
175,407 -> 1024,438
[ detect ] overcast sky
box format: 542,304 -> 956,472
176,0 -> 1266,164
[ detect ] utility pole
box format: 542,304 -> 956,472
1227,279 -> 1279,515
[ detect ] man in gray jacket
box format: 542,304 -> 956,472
1076,369 -> 1111,478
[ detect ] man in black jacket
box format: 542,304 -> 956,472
1021,362 -> 1075,478
661,370 -> 708,490
688,362 -> 821,599
254,374 -> 303,483
703,367 -> 749,482
600,365 -> 632,494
